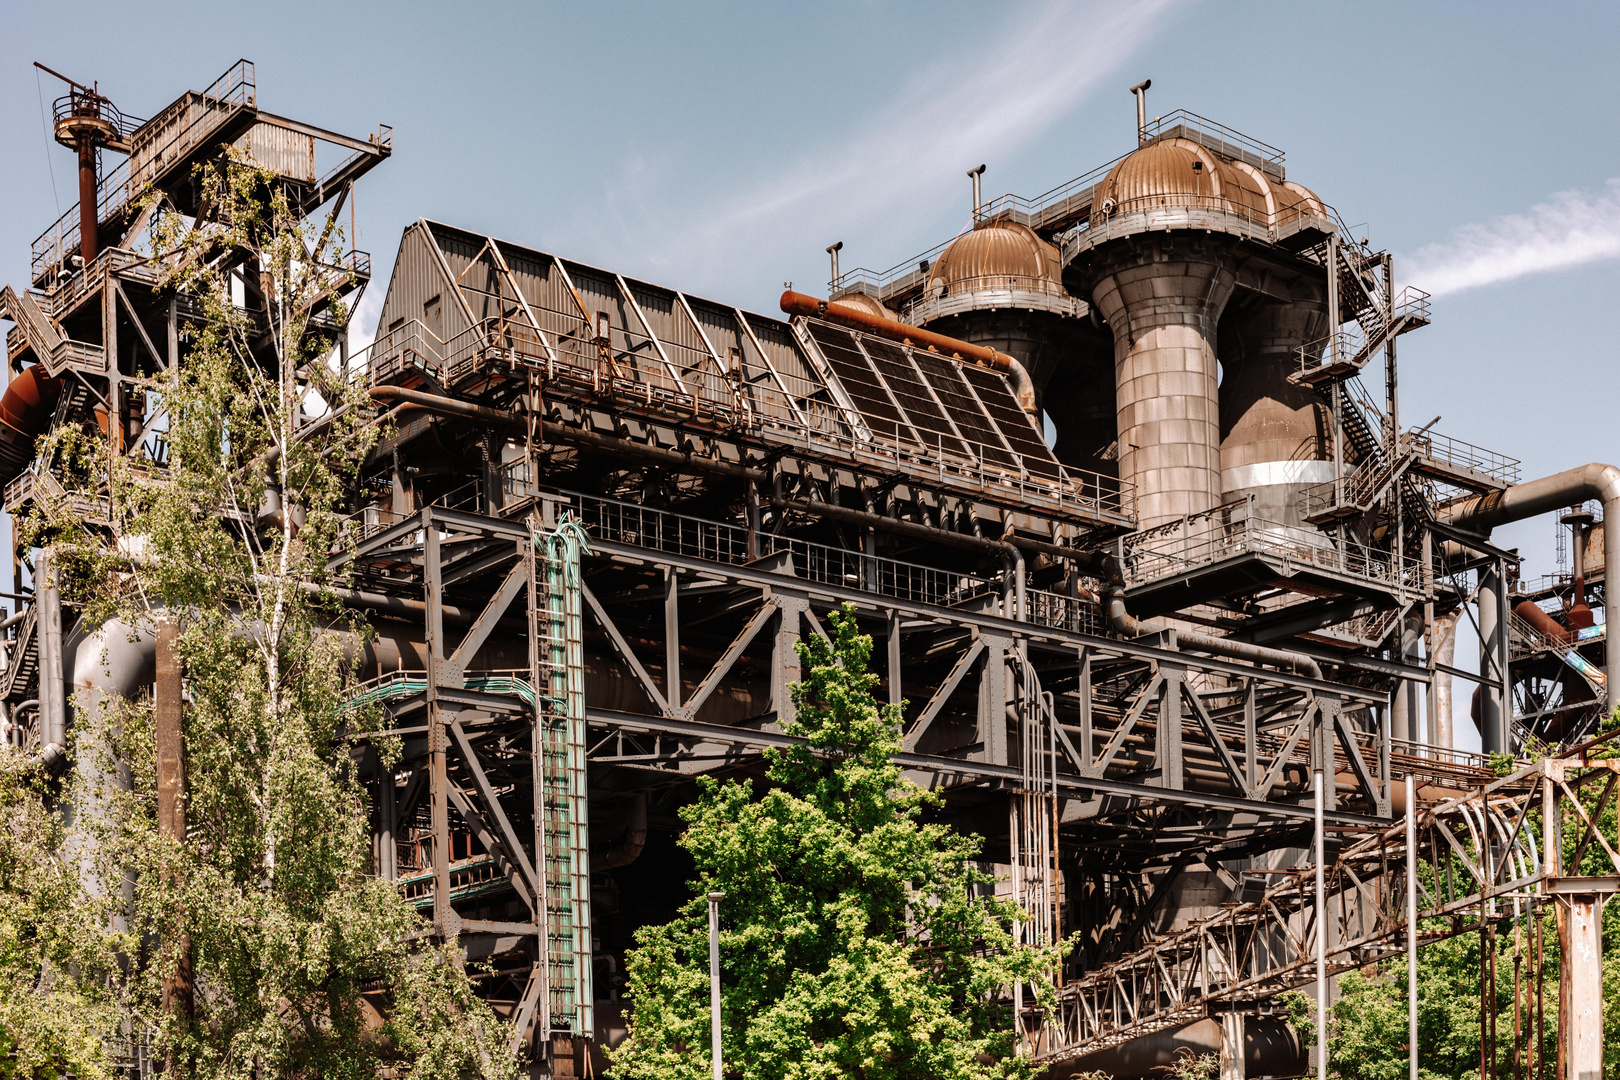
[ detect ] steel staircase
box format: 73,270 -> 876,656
0,284 -> 107,378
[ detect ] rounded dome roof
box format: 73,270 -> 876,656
829,291 -> 902,323
1096,137 -> 1323,225
928,219 -> 1062,291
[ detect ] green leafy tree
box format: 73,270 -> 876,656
9,152 -> 515,1079
611,604 -> 1064,1080
0,753 -> 123,1080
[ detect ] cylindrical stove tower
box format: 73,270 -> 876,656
1218,297 -> 1331,527
1088,234 -> 1235,529
1067,137 -> 1333,531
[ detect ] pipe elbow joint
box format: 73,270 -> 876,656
40,741 -> 67,775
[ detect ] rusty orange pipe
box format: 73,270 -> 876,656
781,290 -> 1012,370
1514,599 -> 1572,646
779,290 -> 1036,413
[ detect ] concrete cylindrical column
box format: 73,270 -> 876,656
1090,241 -> 1236,530
1218,298 -> 1331,527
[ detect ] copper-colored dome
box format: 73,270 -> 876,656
1095,137 -> 1320,226
828,291 -> 902,323
1101,138 -> 1226,206
927,220 -> 1062,293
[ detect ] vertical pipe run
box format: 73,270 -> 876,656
708,891 -> 724,1080
1129,79 -> 1151,145
155,615 -> 193,1062
1478,563 -> 1508,754
77,141 -> 98,264
1407,774 -> 1418,1080
38,547 -> 65,767
1316,770 -> 1328,1080
664,569 -> 680,710
424,512 -> 451,937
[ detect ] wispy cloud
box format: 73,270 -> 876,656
1405,178 -> 1620,297
636,0 -> 1181,294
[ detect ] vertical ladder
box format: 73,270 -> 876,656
533,516 -> 594,1042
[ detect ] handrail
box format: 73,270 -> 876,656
32,60 -> 257,282
354,314 -> 1136,524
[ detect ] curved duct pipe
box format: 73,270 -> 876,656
0,366 -> 62,491
370,386 -> 1320,679
1515,600 -> 1572,646
593,792 -> 648,871
778,290 -> 1037,414
1442,462 -> 1620,695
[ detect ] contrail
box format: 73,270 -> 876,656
1404,178 -> 1620,297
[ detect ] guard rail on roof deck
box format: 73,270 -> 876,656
32,60 -> 256,283
1406,428 -> 1520,487
1142,110 -> 1286,174
1121,497 -> 1407,592
1062,193 -> 1333,260
397,480 -> 1118,638
355,316 -> 1135,526
901,274 -> 1087,325
829,153 -> 1137,298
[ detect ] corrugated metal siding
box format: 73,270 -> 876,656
128,91 -> 235,189
376,223 -> 469,346
234,122 -> 316,183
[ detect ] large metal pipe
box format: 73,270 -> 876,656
1088,240 -> 1236,529
77,142 -> 98,265
778,290 -> 1037,413
369,386 -> 763,481
1442,462 -> 1620,716
0,366 -> 62,490
38,548 -> 66,771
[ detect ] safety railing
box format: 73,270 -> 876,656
355,315 -> 1135,525
1507,606 -> 1573,662
493,483 -> 1115,636
32,60 -> 256,282
51,91 -> 144,141
901,273 -> 1086,324
1405,427 -> 1520,487
1121,497 -> 1403,591
1066,192 -> 1332,258
1141,109 -> 1285,173
1393,285 -> 1430,325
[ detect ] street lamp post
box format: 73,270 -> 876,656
709,891 -> 725,1080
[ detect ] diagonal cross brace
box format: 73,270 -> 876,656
449,717 -> 542,906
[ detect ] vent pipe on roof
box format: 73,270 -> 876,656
967,164 -> 986,217
825,241 -> 843,286
1129,79 -> 1152,146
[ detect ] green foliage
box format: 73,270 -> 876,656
1158,1049 -> 1217,1080
0,754 -> 123,1080
1276,989 -> 1316,1048
611,605 -> 1066,1080
5,152 -> 513,1078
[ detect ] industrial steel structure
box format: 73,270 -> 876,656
3,63 -> 1619,1078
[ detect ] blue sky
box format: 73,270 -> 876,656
4,0 -> 1620,748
